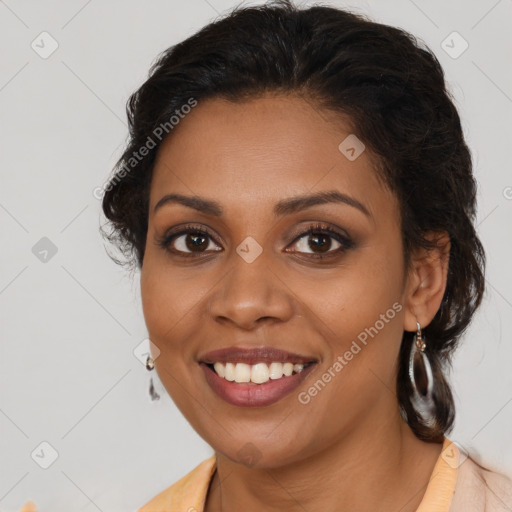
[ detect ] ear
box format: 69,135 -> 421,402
402,230 -> 450,332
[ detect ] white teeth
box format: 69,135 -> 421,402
234,363 -> 251,383
224,362 -> 236,381
269,362 -> 284,379
210,361 -> 309,384
213,362 -> 225,378
251,362 -> 269,383
283,362 -> 294,376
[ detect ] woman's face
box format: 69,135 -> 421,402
141,94 -> 418,467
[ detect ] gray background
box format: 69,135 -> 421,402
1,0 -> 511,510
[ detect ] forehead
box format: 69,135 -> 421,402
149,94 -> 396,226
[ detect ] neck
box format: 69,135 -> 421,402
205,402 -> 443,512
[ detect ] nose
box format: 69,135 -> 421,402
207,249 -> 295,330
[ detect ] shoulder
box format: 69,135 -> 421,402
450,455 -> 512,512
136,455 -> 217,512
477,464 -> 512,509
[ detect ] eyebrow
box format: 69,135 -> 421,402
153,190 -> 371,219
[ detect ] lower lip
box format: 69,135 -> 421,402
200,363 -> 317,407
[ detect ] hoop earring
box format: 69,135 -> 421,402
409,321 -> 435,425
146,355 -> 160,401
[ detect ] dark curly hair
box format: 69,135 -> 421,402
101,0 -> 486,443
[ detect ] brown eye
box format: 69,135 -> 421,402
169,231 -> 219,253
286,223 -> 354,259
302,232 -> 338,253
292,232 -> 341,254
181,232 -> 211,252
157,225 -> 222,256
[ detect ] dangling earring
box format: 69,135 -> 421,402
409,321 -> 435,425
146,355 -> 160,401
146,355 -> 155,370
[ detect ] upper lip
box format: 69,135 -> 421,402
199,346 -> 318,365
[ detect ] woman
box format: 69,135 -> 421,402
18,1 -> 511,511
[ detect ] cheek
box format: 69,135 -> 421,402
140,262 -> 198,395
140,255 -> 184,346
140,266 -> 168,333
308,258 -> 401,326
140,253 -> 213,350
307,252 -> 404,374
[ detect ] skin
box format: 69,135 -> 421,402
140,94 -> 451,512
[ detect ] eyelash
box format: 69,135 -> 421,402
155,222 -> 354,260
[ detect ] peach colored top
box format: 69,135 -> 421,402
138,437 -> 459,511
18,437 -> 512,511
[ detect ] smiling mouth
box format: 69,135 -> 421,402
203,360 -> 316,385
200,359 -> 318,407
